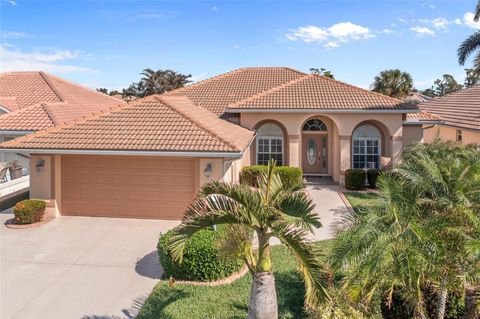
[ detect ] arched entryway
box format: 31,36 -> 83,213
301,118 -> 328,175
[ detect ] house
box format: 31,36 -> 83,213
404,91 -> 432,104
0,71 -> 125,173
0,67 -> 439,219
421,85 -> 480,145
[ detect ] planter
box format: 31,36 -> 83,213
9,167 -> 22,180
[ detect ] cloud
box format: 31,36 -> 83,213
463,12 -> 480,29
380,28 -> 395,34
4,0 -> 16,5
1,31 -> 29,39
286,22 -> 375,48
211,6 -> 218,11
410,26 -> 435,36
0,45 -> 96,74
431,18 -> 449,29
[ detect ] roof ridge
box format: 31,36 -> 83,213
228,74 -> 313,107
40,72 -> 126,104
39,71 -> 65,102
167,68 -> 245,95
155,95 -> 239,151
39,103 -> 57,126
2,97 -> 141,147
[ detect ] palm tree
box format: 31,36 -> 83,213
168,161 -> 329,319
139,68 -> 191,96
458,1 -> 480,70
395,141 -> 480,319
371,69 -> 413,98
330,173 -> 430,318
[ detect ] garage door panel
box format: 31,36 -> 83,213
61,155 -> 196,219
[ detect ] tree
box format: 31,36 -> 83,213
371,69 -> 413,98
432,74 -> 463,96
96,88 -> 108,95
395,141 -> 480,319
464,68 -> 480,87
310,67 -> 335,79
458,1 -> 480,70
168,161 -> 329,319
138,68 -> 192,96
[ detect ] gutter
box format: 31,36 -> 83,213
0,130 -> 36,135
402,120 -> 443,125
225,108 -> 420,114
0,148 -> 245,159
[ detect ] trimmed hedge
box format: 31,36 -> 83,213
13,199 -> 46,224
157,226 -> 244,282
345,169 -> 366,190
239,165 -> 303,189
367,169 -> 383,188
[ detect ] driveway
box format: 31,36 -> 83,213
0,210 -> 179,319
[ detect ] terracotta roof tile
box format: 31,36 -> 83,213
405,112 -> 441,122
168,67 -> 306,115
0,71 -> 125,131
227,74 -> 416,110
1,95 -> 255,153
420,85 -> 480,131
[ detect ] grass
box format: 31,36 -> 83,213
138,240 -> 332,319
343,191 -> 384,213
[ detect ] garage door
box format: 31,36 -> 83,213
61,155 -> 196,219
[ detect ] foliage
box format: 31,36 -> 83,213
121,68 -> 191,98
13,199 -> 46,224
344,169 -> 366,190
458,1 -> 480,70
157,226 -> 243,282
239,165 -> 303,189
366,169 -> 382,188
310,67 -> 335,79
371,69 -> 413,98
421,74 -> 463,97
464,68 -> 480,87
139,242 -> 332,319
167,160 -> 329,311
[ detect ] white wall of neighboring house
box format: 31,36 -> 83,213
0,133 -> 31,176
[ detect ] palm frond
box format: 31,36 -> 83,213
276,191 -> 321,232
458,31 -> 480,65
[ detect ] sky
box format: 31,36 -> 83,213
1,0 -> 479,91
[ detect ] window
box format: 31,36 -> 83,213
456,129 -> 462,143
352,125 -> 381,169
303,119 -> 327,131
256,123 -> 284,166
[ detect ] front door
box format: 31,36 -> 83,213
302,134 -> 328,175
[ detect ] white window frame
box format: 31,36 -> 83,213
256,136 -> 283,166
352,137 -> 380,169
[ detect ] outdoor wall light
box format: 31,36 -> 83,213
204,163 -> 212,178
35,159 -> 45,173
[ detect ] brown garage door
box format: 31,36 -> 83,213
61,155 -> 196,219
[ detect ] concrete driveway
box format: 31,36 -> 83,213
0,210 -> 179,319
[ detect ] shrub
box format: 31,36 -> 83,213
157,226 -> 244,282
367,169 -> 383,188
240,165 -> 303,189
345,169 -> 366,190
13,199 -> 46,224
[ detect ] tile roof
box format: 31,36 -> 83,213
167,67 -> 306,115
227,74 -> 416,111
1,95 -> 255,153
0,71 -> 125,131
405,112 -> 441,122
420,85 -> 480,131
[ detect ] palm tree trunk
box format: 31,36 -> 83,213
436,279 -> 448,319
248,271 -> 278,319
463,287 -> 480,319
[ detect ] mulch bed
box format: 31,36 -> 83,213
4,215 -> 55,229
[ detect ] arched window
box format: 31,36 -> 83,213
302,119 -> 327,131
352,124 -> 381,169
256,123 -> 284,165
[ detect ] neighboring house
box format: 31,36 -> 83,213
404,92 -> 432,104
0,67 -> 438,219
421,85 -> 480,145
0,71 -> 125,174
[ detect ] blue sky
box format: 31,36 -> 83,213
1,0 -> 479,90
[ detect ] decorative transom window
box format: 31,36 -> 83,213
256,123 -> 284,166
303,119 -> 327,131
352,124 -> 381,169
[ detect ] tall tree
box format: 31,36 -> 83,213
139,68 -> 192,96
96,88 -> 108,95
168,161 -> 329,319
464,68 -> 480,87
458,1 -> 480,70
431,74 -> 463,96
310,67 -> 335,79
371,69 -> 413,98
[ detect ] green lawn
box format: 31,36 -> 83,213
138,241 -> 332,319
343,191 -> 384,212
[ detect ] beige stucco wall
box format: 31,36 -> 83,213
424,124 -> 480,146
402,125 -> 424,147
241,112 -> 403,183
29,154 -> 53,200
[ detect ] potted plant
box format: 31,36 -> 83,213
9,160 -> 23,180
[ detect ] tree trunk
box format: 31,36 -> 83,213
248,271 -> 278,319
436,280 -> 448,319
463,287 -> 480,319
